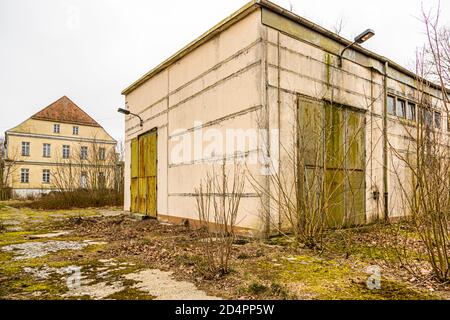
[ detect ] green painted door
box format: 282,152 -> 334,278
130,138 -> 139,212
130,130 -> 157,217
298,97 -> 366,227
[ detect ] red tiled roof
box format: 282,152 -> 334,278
31,96 -> 101,127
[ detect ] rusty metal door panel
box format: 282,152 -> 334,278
325,170 -> 346,227
130,138 -> 139,212
131,138 -> 139,178
130,130 -> 157,215
130,178 -> 139,212
346,111 -> 365,170
146,177 -> 157,218
148,133 -> 157,176
345,109 -> 366,225
298,98 -> 324,167
325,105 -> 345,170
138,177 -> 147,213
145,132 -> 157,217
298,97 -> 366,227
139,135 -> 146,178
346,172 -> 366,225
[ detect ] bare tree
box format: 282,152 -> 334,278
331,17 -> 346,36
386,4 -> 450,282
0,136 -> 18,200
249,97 -> 367,249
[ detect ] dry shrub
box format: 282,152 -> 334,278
10,189 -> 123,210
194,160 -> 245,279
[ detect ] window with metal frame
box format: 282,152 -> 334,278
387,95 -> 395,115
397,99 -> 406,118
435,111 -> 442,129
407,102 -> 416,121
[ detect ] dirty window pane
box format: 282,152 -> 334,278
423,109 -> 433,127
435,111 -> 442,129
397,99 -> 406,118
387,96 -> 395,115
407,103 -> 416,121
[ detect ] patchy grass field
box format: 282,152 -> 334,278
0,201 -> 449,300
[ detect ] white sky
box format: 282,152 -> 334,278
1,0 -> 449,142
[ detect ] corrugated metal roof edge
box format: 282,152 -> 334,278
121,0 -> 449,96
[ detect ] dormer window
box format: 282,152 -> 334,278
53,124 -> 60,134
73,126 -> 79,135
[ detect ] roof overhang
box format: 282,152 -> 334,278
122,0 -> 450,96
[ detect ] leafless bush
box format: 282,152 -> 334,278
50,137 -> 123,207
249,97 -> 367,250
386,3 -> 450,282
194,160 -> 245,278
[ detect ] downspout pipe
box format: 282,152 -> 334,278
383,61 -> 389,221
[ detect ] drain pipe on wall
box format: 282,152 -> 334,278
383,61 -> 389,221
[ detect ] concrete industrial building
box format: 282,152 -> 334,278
121,0 -> 448,236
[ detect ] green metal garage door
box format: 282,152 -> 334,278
130,130 -> 157,217
298,96 -> 366,227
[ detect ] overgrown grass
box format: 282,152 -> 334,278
10,190 -> 123,210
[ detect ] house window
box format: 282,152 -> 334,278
397,99 -> 406,118
98,147 -> 106,160
73,126 -> 79,135
43,143 -> 51,158
62,145 -> 70,159
42,169 -> 50,183
435,111 -> 442,129
21,142 -> 30,156
407,102 -> 416,121
20,168 -> 29,183
80,146 -> 88,160
53,124 -> 60,134
80,172 -> 88,189
98,172 -> 106,189
423,109 -> 433,127
387,96 -> 395,115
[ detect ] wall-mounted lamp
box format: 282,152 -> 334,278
117,108 -> 143,127
338,29 -> 375,67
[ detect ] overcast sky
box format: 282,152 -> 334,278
1,0 -> 449,142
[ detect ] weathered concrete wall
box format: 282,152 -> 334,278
261,7 -> 446,223
124,10 -> 265,234
124,3 -> 447,234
